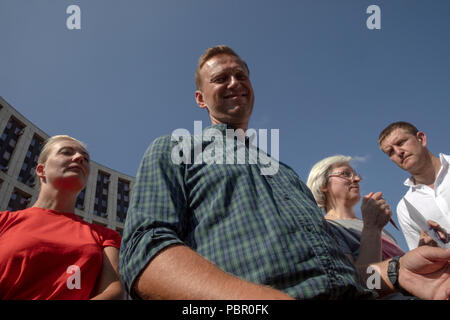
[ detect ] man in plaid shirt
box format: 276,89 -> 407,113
119,45 -> 450,300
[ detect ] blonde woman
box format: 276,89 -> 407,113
307,155 -> 405,267
0,135 -> 123,299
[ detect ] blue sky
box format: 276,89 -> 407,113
1,0 -> 450,251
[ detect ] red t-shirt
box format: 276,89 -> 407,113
0,207 -> 121,300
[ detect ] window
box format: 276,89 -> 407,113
94,171 -> 110,218
76,188 -> 86,210
3,151 -> 10,160
7,189 -> 31,211
18,135 -> 44,187
116,179 -> 131,223
0,117 -> 25,170
8,139 -> 16,148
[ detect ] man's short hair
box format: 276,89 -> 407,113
195,45 -> 249,90
378,121 -> 419,147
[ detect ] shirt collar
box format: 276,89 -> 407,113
404,177 -> 416,187
439,153 -> 449,168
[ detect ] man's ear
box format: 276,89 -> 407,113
195,90 -> 208,109
416,131 -> 427,147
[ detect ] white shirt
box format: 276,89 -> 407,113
397,153 -> 450,250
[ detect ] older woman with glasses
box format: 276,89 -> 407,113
307,155 -> 405,268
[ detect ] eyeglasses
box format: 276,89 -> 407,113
327,170 -> 362,182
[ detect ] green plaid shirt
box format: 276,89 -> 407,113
119,124 -> 374,299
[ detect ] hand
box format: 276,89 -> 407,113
361,192 -> 392,231
399,246 -> 450,300
418,220 -> 450,247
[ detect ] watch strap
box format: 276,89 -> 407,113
387,255 -> 410,295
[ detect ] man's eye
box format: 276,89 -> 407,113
212,76 -> 226,83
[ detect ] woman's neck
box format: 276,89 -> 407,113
33,188 -> 77,213
325,204 -> 359,221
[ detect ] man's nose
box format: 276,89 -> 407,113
228,75 -> 240,88
392,146 -> 403,158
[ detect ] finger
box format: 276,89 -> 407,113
363,192 -> 374,200
371,192 -> 383,200
427,220 -> 449,243
437,230 -> 449,243
362,193 -> 374,205
427,220 -> 440,229
418,230 -> 436,247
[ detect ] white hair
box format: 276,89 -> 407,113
306,155 -> 352,209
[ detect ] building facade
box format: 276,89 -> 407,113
0,97 -> 135,235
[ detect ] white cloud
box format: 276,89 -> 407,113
351,155 -> 370,163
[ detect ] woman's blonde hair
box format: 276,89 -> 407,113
37,135 -> 87,165
306,155 -> 352,209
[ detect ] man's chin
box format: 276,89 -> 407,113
399,163 -> 414,173
400,157 -> 414,170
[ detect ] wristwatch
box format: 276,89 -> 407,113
387,255 -> 410,295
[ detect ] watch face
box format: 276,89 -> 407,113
388,256 -> 400,286
387,256 -> 411,296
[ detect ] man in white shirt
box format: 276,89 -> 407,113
378,121 -> 450,250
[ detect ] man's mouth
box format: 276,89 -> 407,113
402,155 -> 411,165
224,93 -> 247,99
